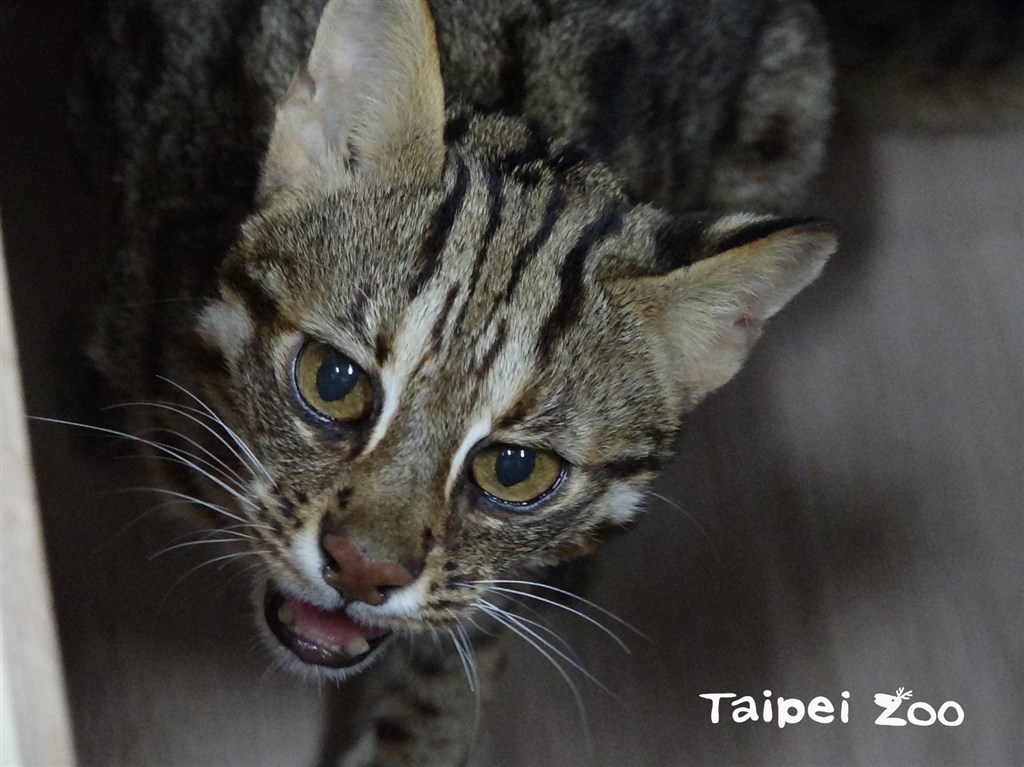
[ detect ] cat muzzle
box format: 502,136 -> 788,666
320,532 -> 415,606
263,582 -> 391,668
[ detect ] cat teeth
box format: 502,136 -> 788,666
344,637 -> 371,657
273,598 -> 369,656
277,602 -> 295,627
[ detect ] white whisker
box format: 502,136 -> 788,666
474,595 -> 580,663
150,537 -> 251,559
478,601 -> 591,750
647,491 -> 719,554
115,398 -> 264,486
157,377 -> 274,483
111,484 -> 269,530
448,623 -> 477,693
477,599 -> 614,697
133,416 -> 251,488
159,549 -> 270,610
459,624 -> 480,695
33,416 -> 260,512
471,579 -> 648,641
455,622 -> 484,748
470,583 -> 637,651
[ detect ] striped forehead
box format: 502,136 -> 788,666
357,153 -> 626,456
207,149 -> 630,475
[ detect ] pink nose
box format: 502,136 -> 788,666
321,533 -> 414,606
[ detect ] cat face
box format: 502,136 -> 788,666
191,0 -> 835,678
198,157 -> 673,674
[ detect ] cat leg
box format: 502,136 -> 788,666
339,631 -> 505,767
707,0 -> 833,213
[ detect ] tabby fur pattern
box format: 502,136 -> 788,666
77,0 -> 837,764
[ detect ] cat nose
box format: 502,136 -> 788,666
320,533 -> 415,606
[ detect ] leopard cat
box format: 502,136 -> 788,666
75,0 -> 837,764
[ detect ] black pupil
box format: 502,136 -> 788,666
316,352 -> 359,402
495,447 -> 536,487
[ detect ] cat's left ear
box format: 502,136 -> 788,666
258,0 -> 445,200
611,215 -> 837,409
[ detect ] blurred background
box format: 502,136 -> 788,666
1,1 -> 1021,765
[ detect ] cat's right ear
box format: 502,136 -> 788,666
258,0 -> 446,201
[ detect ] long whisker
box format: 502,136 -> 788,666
131,449 -> 258,512
157,377 -> 274,483
458,622 -> 477,692
110,399 -> 263,486
448,624 -> 477,693
159,549 -> 270,611
111,484 -> 269,530
454,621 -> 484,748
469,583 -> 636,651
476,599 -> 614,697
150,537 -> 253,559
459,624 -> 480,696
474,595 -> 581,664
131,417 -> 251,489
647,490 -> 719,555
471,579 -> 649,641
130,431 -> 249,496
89,504 -> 162,554
32,417 -> 260,512
477,601 -> 591,750
159,524 -> 258,548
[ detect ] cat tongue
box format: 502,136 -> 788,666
283,597 -> 384,655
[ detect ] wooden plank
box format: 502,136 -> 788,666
0,225 -> 76,767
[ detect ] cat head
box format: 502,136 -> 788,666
194,0 -> 836,678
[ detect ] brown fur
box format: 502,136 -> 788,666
79,0 -> 837,764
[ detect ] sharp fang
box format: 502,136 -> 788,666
277,602 -> 295,627
345,637 -> 370,656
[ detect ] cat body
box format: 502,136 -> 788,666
78,0 -> 836,764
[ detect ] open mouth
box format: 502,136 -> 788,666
263,582 -> 391,669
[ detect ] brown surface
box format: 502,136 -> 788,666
1,2 -> 1021,766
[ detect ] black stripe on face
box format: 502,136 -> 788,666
193,338 -> 230,381
502,185 -> 567,303
341,287 -> 371,346
712,217 -> 819,256
409,156 -> 471,300
477,319 -> 508,380
430,285 -> 460,347
222,262 -> 280,325
593,454 -> 661,483
456,171 -> 504,330
537,202 -> 624,360
411,283 -> 461,379
374,331 -> 392,366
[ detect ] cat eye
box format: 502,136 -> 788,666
470,445 -> 563,506
293,341 -> 374,423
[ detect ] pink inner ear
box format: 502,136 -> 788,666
259,70 -> 332,199
735,311 -> 765,351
